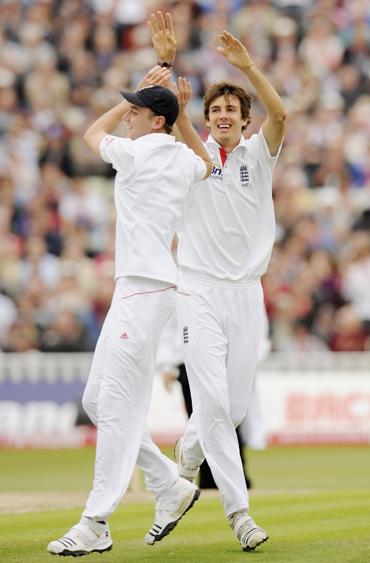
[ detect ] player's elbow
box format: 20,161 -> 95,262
83,129 -> 93,147
83,129 -> 102,154
272,108 -> 287,125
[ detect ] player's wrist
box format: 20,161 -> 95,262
239,60 -> 255,72
158,60 -> 173,68
175,110 -> 189,123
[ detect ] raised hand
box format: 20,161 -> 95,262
136,65 -> 172,91
148,11 -> 176,63
171,77 -> 192,113
217,31 -> 253,70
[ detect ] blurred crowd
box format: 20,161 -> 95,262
0,0 -> 369,353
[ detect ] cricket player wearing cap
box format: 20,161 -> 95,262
47,66 -> 212,556
148,12 -> 286,552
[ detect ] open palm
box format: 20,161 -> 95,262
217,31 -> 251,69
171,77 -> 192,112
148,11 -> 176,62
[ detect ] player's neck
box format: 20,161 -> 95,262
216,136 -> 241,154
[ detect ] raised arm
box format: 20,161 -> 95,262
83,65 -> 171,154
218,31 -> 286,156
173,77 -> 213,179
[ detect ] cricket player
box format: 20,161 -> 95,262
148,12 -> 286,552
47,66 -> 212,556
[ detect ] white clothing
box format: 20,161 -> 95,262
82,277 -> 178,518
156,308 -> 183,374
176,129 -> 281,517
156,304 -> 269,450
100,133 -> 206,285
239,380 -> 267,450
81,131 -> 206,519
238,307 -> 270,450
177,277 -> 265,516
177,129 -> 280,284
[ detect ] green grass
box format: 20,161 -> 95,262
1,446 -> 370,562
0,447 -> 96,492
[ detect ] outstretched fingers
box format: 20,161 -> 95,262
149,66 -> 171,86
176,76 -> 192,108
148,10 -> 176,62
148,11 -> 172,33
137,65 -> 171,90
165,12 -> 174,34
155,10 -> 167,31
220,30 -> 241,47
147,13 -> 159,34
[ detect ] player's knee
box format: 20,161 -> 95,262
197,392 -> 229,421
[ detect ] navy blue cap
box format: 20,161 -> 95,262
120,85 -> 179,126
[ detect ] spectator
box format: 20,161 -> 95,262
40,310 -> 93,352
0,0 -> 369,353
329,304 -> 370,352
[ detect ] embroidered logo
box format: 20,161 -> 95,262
183,326 -> 189,344
120,331 -> 129,340
211,164 -> 222,179
240,164 -> 249,188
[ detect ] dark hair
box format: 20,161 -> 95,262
163,122 -> 173,134
204,82 -> 253,131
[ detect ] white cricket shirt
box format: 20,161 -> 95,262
100,133 -> 206,284
177,129 -> 281,284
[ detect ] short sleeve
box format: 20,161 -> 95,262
193,155 -> 207,182
182,144 -> 207,183
257,128 -> 282,170
99,135 -> 135,173
245,129 -> 282,171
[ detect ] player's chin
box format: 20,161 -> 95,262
216,129 -> 239,143
214,130 -> 232,142
126,128 -> 141,140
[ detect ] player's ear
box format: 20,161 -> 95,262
152,115 -> 166,130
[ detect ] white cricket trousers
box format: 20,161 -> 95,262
81,276 -> 178,520
177,276 -> 264,517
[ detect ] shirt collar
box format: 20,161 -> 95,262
206,134 -> 247,152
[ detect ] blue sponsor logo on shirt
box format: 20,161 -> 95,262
211,164 -> 222,179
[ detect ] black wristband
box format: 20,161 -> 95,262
158,61 -> 173,68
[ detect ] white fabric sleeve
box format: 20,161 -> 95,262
257,128 -> 282,169
99,135 -> 135,173
181,145 -> 207,183
193,155 -> 207,182
246,129 -> 282,171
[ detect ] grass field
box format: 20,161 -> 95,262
1,446 -> 370,562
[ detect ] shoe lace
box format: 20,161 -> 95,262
229,511 -> 255,532
182,460 -> 199,471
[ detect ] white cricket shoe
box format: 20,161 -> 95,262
174,437 -> 200,484
228,510 -> 269,552
145,477 -> 200,545
47,517 -> 112,556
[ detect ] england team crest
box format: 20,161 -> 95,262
240,165 -> 249,188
